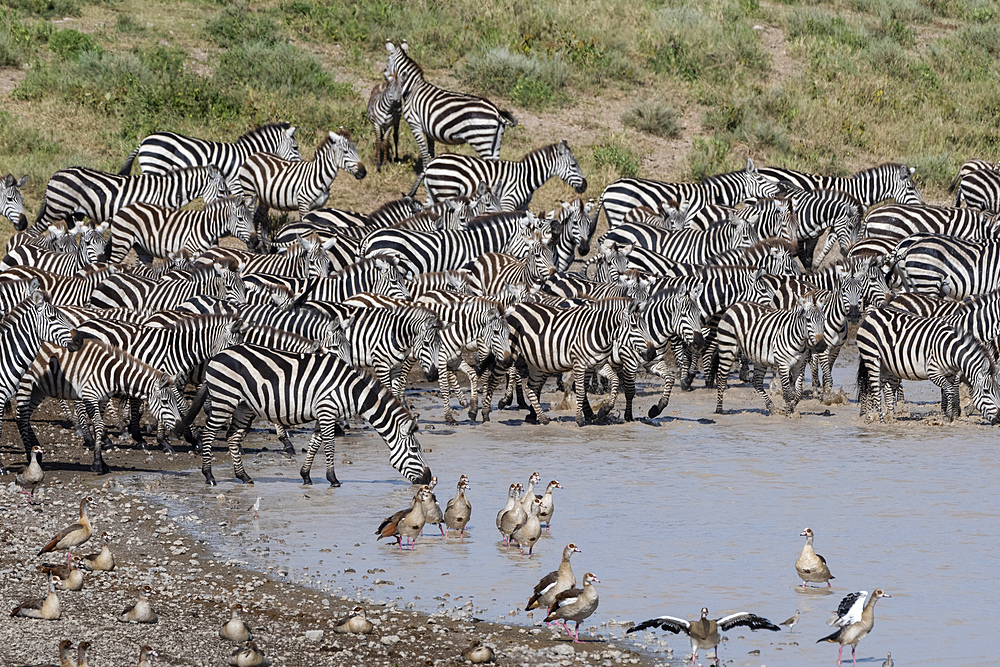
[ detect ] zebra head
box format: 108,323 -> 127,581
549,198 -> 597,270
193,166 -> 230,205
660,282 -> 705,349
29,288 -> 81,351
750,267 -> 777,304
223,195 -> 258,249
472,182 -> 501,216
148,372 -> 182,437
970,366 -> 1000,425
1,174 -> 28,231
323,129 -> 367,180
74,222 -> 108,265
745,196 -> 798,246
835,264 -> 864,323
393,416 -> 432,485
890,164 -> 923,205
276,123 -> 302,161
214,260 -> 247,305
552,140 -> 587,194
522,230 -> 557,283
383,70 -> 404,107
587,239 -> 632,282
412,310 -> 445,382
373,255 -> 412,300
761,242 -> 800,276
384,40 -> 416,86
322,316 -> 353,363
741,158 -> 784,199
855,256 -> 893,309
297,233 -> 334,278
475,309 -> 513,373
798,292 -> 827,353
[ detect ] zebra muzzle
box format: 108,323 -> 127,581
14,212 -> 28,232
67,330 -> 83,352
354,164 -> 368,180
574,178 -> 588,194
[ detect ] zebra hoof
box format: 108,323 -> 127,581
281,439 -> 295,456
300,471 -> 313,485
648,403 -> 664,418
523,412 -> 538,424
91,458 -> 110,475
575,416 -> 586,427
237,473 -> 254,485
480,410 -> 491,423
326,472 -> 341,487
203,470 -> 217,485
624,410 -> 634,422
458,397 -> 470,408
538,414 -> 551,425
334,424 -> 346,437
467,409 -> 478,422
445,414 -> 457,425
160,440 -> 175,454
497,397 -> 511,411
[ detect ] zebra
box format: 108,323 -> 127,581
706,239 -> 801,275
420,141 -> 587,210
407,270 -> 475,298
759,163 -> 923,209
862,203 -> 1000,246
297,255 -> 411,302
16,340 -> 182,474
119,122 -> 301,197
465,231 -> 556,297
275,196 -> 423,240
182,344 -> 433,486
237,129 -> 366,243
505,298 -> 656,426
779,185 -> 865,268
89,261 -> 246,310
548,199 -> 598,272
0,223 -> 108,275
603,217 -> 760,265
105,196 -> 257,264
1,263 -> 117,307
955,168 -> 1000,212
888,290 -> 1000,357
856,306 -> 1000,423
582,239 -> 633,282
889,233 -> 1000,299
714,294 -> 827,415
368,70 -> 403,172
384,39 -> 517,167
622,199 -> 685,230
32,165 -> 229,230
199,234 -> 335,279
543,269 -> 653,304
950,159 -> 1000,195
2,174 -> 29,230
757,165 -> 826,190
599,158 -> 781,228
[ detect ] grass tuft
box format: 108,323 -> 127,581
204,1 -> 280,48
593,132 -> 642,178
622,99 -> 681,139
462,46 -> 568,110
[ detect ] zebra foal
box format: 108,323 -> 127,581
368,71 -> 403,172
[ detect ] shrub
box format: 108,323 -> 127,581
6,0 -> 82,19
462,46 -> 568,108
216,41 -> 337,95
0,8 -> 33,66
49,28 -> 100,61
205,2 -> 280,49
593,132 -> 642,178
687,137 -> 732,181
621,99 -> 681,138
115,13 -> 146,34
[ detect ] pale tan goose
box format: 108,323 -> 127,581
536,480 -> 561,530
779,609 -> 800,633
16,445 -> 44,503
627,606 -> 780,666
510,496 -> 542,556
24,638 -> 74,667
220,603 -> 253,642
39,556 -> 84,591
495,484 -> 518,532
376,486 -> 430,550
499,484 -> 526,548
119,585 -> 158,623
10,575 -> 61,620
228,641 -> 270,667
796,527 -> 835,587
444,475 -> 471,538
332,605 -> 374,634
461,640 -> 496,663
519,471 -> 540,513
421,476 -> 445,537
75,641 -> 90,667
543,572 -> 600,643
526,543 -> 581,613
138,646 -> 157,667
818,589 -> 890,666
81,533 -> 115,572
882,652 -> 893,667
38,496 -> 94,557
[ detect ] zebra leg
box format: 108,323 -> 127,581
813,231 -> 838,267
480,366 -> 506,422
779,365 -> 800,415
648,360 -> 678,419
809,352 -> 821,397
438,364 -> 457,425
299,427 -> 321,485
74,400 -> 95,447
454,365 -> 471,408
127,396 -> 147,444
16,390 -> 46,461
84,398 -> 111,475
751,367 -> 776,414
523,370 -> 550,425
596,362 -> 622,422
498,367 -> 517,410
714,346 -> 736,414
574,365 -> 589,427
200,405 -> 228,486
317,404 -> 341,486
227,405 -> 256,484
275,423 -> 295,455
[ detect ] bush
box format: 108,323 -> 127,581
0,8 -> 33,66
49,28 -> 100,61
621,99 -> 681,138
785,9 -> 870,49
687,137 -> 732,181
593,132 -> 642,178
115,13 -> 146,34
462,46 -> 568,109
5,0 -> 82,19
205,2 -> 280,49
216,41 -> 337,95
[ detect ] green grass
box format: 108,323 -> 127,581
622,99 -> 681,139
593,132 -> 642,178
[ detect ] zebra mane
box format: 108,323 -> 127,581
701,165 -> 756,186
237,122 -> 292,143
852,163 -> 906,178
333,255 -> 397,276
521,142 -> 559,163
79,338 -> 165,378
152,312 -> 238,332
465,211 -> 532,229
648,285 -> 693,302
369,196 -> 421,222
203,196 -> 239,211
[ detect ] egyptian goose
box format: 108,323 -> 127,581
10,575 -> 61,620
220,603 -> 253,642
796,527 -> 835,587
496,484 -> 517,532
779,609 -> 800,633
461,640 -> 496,663
882,652 -> 893,667
536,480 -> 561,530
519,472 -> 540,513
39,556 -> 84,591
332,605 -> 374,634
499,484 -> 526,547
817,589 -> 890,666
75,642 -> 90,667
511,497 -> 542,556
81,533 -> 115,572
119,585 -> 158,623
376,486 -> 430,550
50,639 -> 75,667
16,445 -> 44,503
627,606 -> 780,666
543,572 -> 600,643
228,641 -> 270,667
526,543 -> 581,613
38,496 -> 94,558
421,476 -> 445,537
444,475 -> 471,538
138,646 -> 157,667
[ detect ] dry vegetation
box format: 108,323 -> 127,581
1,0 -> 999,242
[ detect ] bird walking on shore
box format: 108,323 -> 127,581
817,589 -> 890,666
779,609 -> 800,633
16,445 -> 44,503
796,527 -> 835,587
250,496 -> 261,519
38,496 -> 94,558
526,543 -> 581,614
627,607 -> 780,666
543,572 -> 600,643
10,575 -> 61,620
119,585 -> 158,623
220,603 -> 253,642
333,605 -> 374,634
444,475 -> 471,538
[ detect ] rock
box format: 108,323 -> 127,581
305,630 -> 324,642
381,635 -> 400,646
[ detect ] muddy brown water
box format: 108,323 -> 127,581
124,349 -> 998,666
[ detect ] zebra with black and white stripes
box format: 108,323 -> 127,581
954,168 -> 1000,212
182,344 -> 433,486
119,122 -> 301,196
583,239 -> 632,282
420,141 -> 587,210
105,196 -> 257,264
466,231 -> 556,297
603,216 -> 760,265
238,130 -> 366,243
368,71 -> 403,172
862,203 -> 1000,245
548,199 -> 598,272
1,263 -> 116,307
32,165 -> 229,230
599,159 -> 781,227
296,255 -> 411,302
0,224 -> 108,275
200,234 -> 335,279
714,294 -> 827,415
779,185 -> 865,268
857,306 -> 1000,423
384,40 -> 517,167
949,159 -> 1000,197
887,290 -> 1000,357
760,162 -> 923,209
889,233 -> 1000,299
16,340 -> 183,474
1,174 -> 28,230
90,261 -> 246,310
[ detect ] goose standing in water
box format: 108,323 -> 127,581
818,589 -> 890,666
526,543 -> 581,613
627,606 -> 780,666
536,480 -> 561,530
421,476 -> 445,536
376,486 -> 430,550
444,475 -> 471,538
510,496 -> 542,556
796,527 -> 835,587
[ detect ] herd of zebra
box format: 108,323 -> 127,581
2,39 -> 1000,490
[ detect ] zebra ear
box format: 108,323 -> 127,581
400,40 -> 408,53
385,40 -> 395,53
30,289 -> 46,306
287,126 -> 297,137
28,277 -> 40,293
321,236 -> 337,251
95,222 -> 109,234
16,174 -> 28,188
2,174 -> 12,187
745,158 -> 756,173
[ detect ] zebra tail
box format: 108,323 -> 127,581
34,199 -> 47,224
856,357 -> 871,406
407,170 -> 426,199
119,147 -> 140,175
178,382 -> 209,436
499,110 -> 518,127
947,172 -> 960,195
